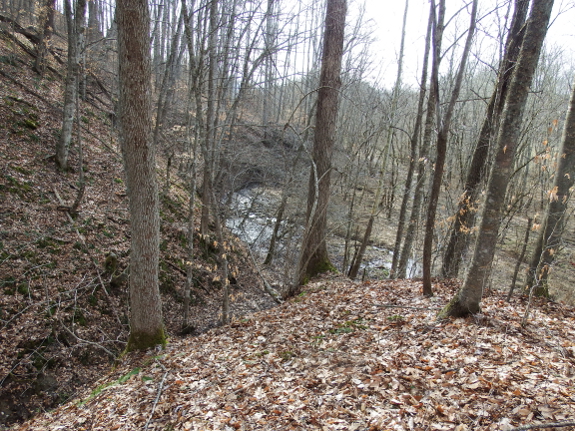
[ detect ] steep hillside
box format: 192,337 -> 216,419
13,276 -> 575,431
0,25 -> 275,428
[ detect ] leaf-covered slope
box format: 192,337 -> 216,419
16,276 -> 575,430
0,27 -> 275,428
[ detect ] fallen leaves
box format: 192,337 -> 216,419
14,277 -> 575,430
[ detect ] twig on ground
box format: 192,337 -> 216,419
53,188 -> 124,327
58,319 -> 117,359
144,361 -> 168,431
374,303 -> 440,311
508,421 -> 575,430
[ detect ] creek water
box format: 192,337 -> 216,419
226,187 -> 421,279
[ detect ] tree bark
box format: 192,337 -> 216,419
391,0 -> 432,278
295,0 -> 346,289
397,1 -> 437,279
117,0 -> 166,350
33,0 -> 55,76
422,0 -> 477,296
438,0 -> 554,319
525,74 -> 575,296
56,0 -> 86,171
441,0 -> 529,278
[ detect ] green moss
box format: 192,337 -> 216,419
300,258 -> 337,285
73,309 -> 87,326
17,282 -> 29,295
11,165 -> 33,175
125,327 -> 167,352
18,118 -> 38,130
78,367 -> 141,405
0,55 -> 17,66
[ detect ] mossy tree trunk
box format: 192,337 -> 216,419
295,0 -> 346,289
117,0 -> 165,350
438,0 -> 554,319
524,74 -> 575,297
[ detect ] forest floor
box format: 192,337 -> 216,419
14,275 -> 575,431
2,14 -> 575,431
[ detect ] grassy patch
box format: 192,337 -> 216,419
78,367 -> 142,406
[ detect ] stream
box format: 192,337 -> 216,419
226,187 -> 421,280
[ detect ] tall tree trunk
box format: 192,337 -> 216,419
117,0 -> 166,350
33,0 -> 55,75
525,75 -> 575,296
56,0 -> 86,171
422,0 -> 477,296
396,1 -> 437,279
441,0 -> 529,278
200,0 -> 218,235
348,0 -> 409,281
391,1 -> 432,278
295,0 -> 346,289
438,0 -> 554,319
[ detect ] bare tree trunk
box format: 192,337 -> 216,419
33,0 -> 55,75
56,0 -> 86,171
200,0 -> 218,235
181,0 -> 197,333
348,0 -> 408,280
441,0 -> 529,278
507,216 -> 532,301
117,0 -> 165,350
397,1 -> 437,280
438,0 -> 554,319
391,1 -> 432,278
295,0 -> 346,290
525,74 -> 575,296
422,0 -> 477,296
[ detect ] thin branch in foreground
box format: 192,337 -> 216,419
144,361 -> 168,431
58,319 -> 117,358
374,304 -> 440,311
508,421 -> 575,431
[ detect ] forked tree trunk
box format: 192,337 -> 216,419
295,0 -> 346,289
524,75 -> 575,297
441,0 -> 529,278
438,0 -> 554,319
422,0 -> 477,296
117,0 -> 166,350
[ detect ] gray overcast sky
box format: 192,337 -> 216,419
361,0 -> 575,88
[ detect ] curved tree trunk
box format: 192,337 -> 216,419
295,0 -> 346,289
438,0 -> 554,319
525,74 -> 575,296
117,0 -> 165,350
